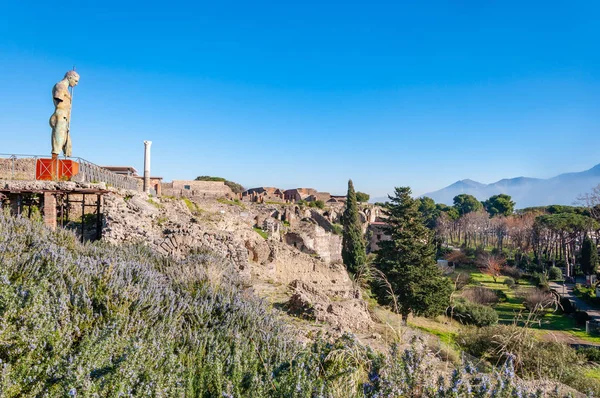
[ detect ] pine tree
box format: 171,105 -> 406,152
342,180 -> 367,274
374,187 -> 452,324
581,236 -> 599,276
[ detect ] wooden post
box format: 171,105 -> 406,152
96,194 -> 102,240
66,194 -> 70,224
81,193 -> 85,243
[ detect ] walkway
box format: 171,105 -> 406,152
549,281 -> 600,320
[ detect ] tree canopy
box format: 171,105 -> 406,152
374,187 -> 452,323
453,194 -> 483,216
355,191 -> 370,203
483,194 -> 515,217
581,236 -> 599,276
342,180 -> 367,274
534,213 -> 598,234
416,196 -> 439,229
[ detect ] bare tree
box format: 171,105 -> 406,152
578,183 -> 600,221
444,249 -> 470,267
476,252 -> 505,283
506,213 -> 535,264
434,211 -> 452,246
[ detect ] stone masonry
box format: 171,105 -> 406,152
161,180 -> 234,199
0,158 -> 36,180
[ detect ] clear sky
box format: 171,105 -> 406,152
1,1 -> 598,199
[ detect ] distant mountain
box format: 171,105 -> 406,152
422,164 -> 600,209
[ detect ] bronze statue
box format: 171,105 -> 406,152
50,70 -> 79,158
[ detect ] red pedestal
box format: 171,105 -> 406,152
36,159 -> 79,181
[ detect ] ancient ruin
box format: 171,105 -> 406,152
0,68 -> 384,341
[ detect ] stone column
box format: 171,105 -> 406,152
43,192 -> 57,230
143,140 -> 152,193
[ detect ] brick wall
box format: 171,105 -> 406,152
161,180 -> 234,198
0,158 -> 36,180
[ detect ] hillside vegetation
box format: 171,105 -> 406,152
0,214 -> 582,397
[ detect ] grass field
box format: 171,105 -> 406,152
453,266 -> 600,345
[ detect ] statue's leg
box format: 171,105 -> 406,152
52,114 -> 68,156
64,132 -> 72,157
51,114 -> 60,155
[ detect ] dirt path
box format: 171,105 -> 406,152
539,330 -> 600,346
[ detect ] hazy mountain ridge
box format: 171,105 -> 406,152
422,164 -> 600,208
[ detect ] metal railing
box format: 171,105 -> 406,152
0,153 -> 141,191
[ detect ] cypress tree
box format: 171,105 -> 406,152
374,187 -> 452,324
581,236 -> 599,276
342,179 -> 367,274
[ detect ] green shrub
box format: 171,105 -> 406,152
577,346 -> 600,362
502,266 -> 522,280
308,200 -> 325,209
574,310 -> 591,326
355,192 -> 370,203
458,324 -> 600,394
573,284 -> 600,306
183,197 -> 202,215
437,246 -> 454,259
147,198 -> 163,208
253,227 -> 269,240
503,277 -> 515,289
530,271 -> 548,287
462,247 -> 477,258
549,266 -> 563,281
560,296 -> 576,314
331,223 -> 343,235
494,289 -> 508,302
217,197 -> 246,209
574,283 -> 594,298
449,297 -> 498,327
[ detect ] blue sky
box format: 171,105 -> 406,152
1,1 -> 599,198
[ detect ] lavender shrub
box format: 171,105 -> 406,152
0,214 -> 586,397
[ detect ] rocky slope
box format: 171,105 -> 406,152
102,191 -> 373,332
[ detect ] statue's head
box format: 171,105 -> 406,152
64,70 -> 80,87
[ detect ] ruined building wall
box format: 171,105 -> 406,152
161,180 -> 234,199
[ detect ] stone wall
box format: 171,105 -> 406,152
367,222 -> 390,253
134,177 -> 161,195
309,209 -> 335,232
161,180 -> 234,199
284,222 -> 342,264
0,158 -> 36,180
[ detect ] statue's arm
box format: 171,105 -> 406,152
52,84 -> 71,104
